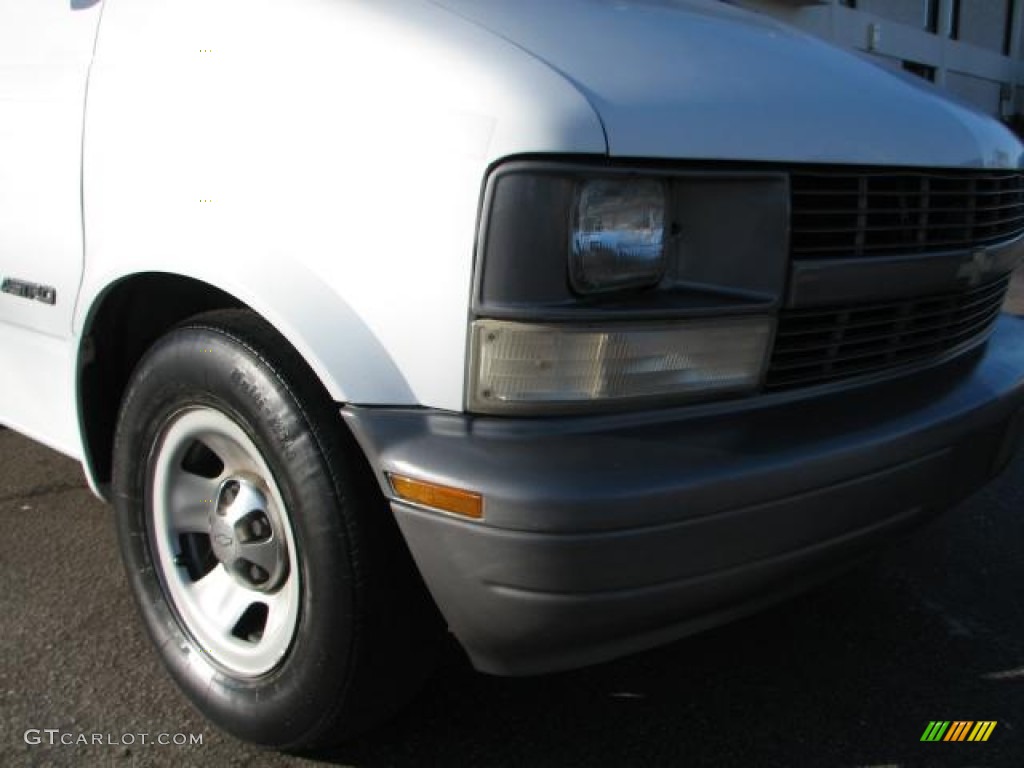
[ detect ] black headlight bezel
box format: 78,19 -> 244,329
465,159 -> 792,415
472,159 -> 791,324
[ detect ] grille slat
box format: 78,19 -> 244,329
790,170 -> 1024,258
772,302 -> 1002,357
795,202 -> 1024,215
793,188 -> 1024,197
766,275 -> 1011,391
793,213 -> 1024,234
792,230 -> 1022,253
769,306 -> 1002,371
776,278 -> 1009,330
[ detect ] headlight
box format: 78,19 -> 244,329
470,162 -> 790,414
570,179 -> 666,294
469,317 -> 773,414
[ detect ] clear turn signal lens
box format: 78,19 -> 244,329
469,317 -> 773,413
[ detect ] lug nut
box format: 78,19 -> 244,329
249,564 -> 268,583
250,518 -> 265,538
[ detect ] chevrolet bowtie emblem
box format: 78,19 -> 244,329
957,249 -> 994,288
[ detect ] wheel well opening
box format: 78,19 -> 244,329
78,273 -> 244,492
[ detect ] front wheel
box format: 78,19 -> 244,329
112,310 -> 442,749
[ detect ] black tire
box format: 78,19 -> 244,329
112,309 -> 443,750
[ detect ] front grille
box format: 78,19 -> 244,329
766,275 -> 1010,391
791,170 -> 1024,258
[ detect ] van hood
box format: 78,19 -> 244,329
427,0 -> 1023,169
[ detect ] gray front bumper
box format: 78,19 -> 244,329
342,316 -> 1024,675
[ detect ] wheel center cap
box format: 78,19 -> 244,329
209,518 -> 238,563
209,475 -> 288,592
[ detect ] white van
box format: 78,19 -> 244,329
2,0 -> 1023,750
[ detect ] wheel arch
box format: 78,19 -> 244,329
75,270 -> 414,498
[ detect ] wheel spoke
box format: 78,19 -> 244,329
262,585 -> 294,632
167,471 -> 220,533
189,566 -> 254,636
200,433 -> 259,477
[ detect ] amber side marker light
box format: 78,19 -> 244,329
388,474 -> 484,520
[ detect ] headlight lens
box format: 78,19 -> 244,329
570,179 -> 666,294
469,317 -> 773,414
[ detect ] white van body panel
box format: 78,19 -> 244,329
0,0 -> 104,457
78,0 -> 606,414
431,0 -> 1023,167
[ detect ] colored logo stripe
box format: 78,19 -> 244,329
920,721 -> 997,742
944,721 -> 973,741
968,722 -> 998,742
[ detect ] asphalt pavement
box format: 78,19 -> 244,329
2,274 -> 1024,768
